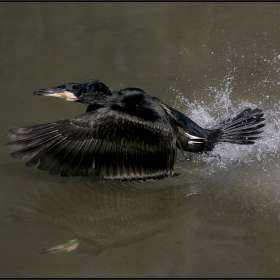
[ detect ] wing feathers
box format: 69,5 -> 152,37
6,108 -> 176,180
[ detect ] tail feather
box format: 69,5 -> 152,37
214,108 -> 265,145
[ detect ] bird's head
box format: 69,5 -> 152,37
34,79 -> 112,104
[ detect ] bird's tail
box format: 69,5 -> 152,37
212,108 -> 265,145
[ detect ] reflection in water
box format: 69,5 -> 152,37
9,177 -> 199,254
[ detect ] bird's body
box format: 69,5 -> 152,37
6,80 -> 265,180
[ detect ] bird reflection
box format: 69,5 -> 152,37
10,178 -> 199,254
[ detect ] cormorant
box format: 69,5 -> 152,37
5,79 -> 265,180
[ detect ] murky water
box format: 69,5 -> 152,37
1,2 -> 280,277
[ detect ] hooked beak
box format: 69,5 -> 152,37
34,88 -> 79,101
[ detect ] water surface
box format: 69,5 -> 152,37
1,2 -> 280,277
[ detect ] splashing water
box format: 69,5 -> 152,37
171,77 -> 280,178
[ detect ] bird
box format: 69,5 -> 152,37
5,79 -> 265,181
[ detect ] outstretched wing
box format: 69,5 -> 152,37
6,107 -> 176,180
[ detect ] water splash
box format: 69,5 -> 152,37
171,77 -> 280,177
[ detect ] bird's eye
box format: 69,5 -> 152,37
55,86 -> 65,93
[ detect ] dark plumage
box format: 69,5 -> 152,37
5,79 -> 265,180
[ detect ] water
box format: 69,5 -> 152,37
1,2 -> 280,277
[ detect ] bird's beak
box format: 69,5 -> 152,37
34,88 -> 78,101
